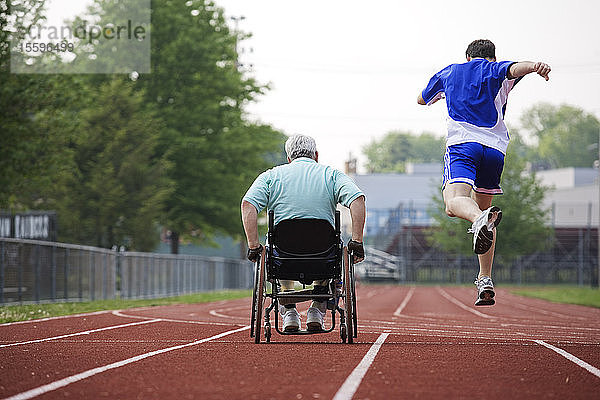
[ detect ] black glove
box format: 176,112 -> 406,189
347,240 -> 364,261
247,244 -> 263,262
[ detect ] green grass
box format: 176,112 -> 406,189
509,286 -> 600,308
0,290 -> 251,324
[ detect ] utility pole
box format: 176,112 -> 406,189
597,126 -> 600,288
230,15 -> 253,72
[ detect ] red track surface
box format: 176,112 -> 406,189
1,285 -> 599,399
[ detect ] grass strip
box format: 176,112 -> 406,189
510,286 -> 600,308
0,290 -> 251,323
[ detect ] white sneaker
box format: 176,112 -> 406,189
468,206 -> 502,254
474,276 -> 496,306
306,307 -> 325,331
281,307 -> 300,332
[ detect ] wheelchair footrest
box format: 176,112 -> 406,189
275,293 -> 333,303
277,328 -> 330,335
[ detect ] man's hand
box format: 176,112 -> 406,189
347,240 -> 365,263
509,61 -> 551,81
247,244 -> 263,262
532,62 -> 551,81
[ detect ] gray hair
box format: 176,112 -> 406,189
285,134 -> 317,160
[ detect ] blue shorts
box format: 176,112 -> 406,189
442,142 -> 504,195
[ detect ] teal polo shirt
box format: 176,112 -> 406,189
243,157 -> 364,227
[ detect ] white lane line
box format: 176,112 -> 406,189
332,333 -> 389,400
4,325 -> 250,400
112,310 -> 236,326
0,319 -> 162,348
437,287 -> 494,319
0,310 -> 112,327
208,305 -> 248,319
533,340 -> 600,378
393,286 -> 415,317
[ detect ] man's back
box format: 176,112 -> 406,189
422,58 -> 517,153
243,157 -> 362,227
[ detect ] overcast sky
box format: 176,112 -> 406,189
47,0 -> 600,172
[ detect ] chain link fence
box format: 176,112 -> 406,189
0,238 -> 252,304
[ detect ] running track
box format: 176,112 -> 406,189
1,285 -> 599,399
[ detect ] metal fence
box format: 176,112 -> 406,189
0,238 -> 252,304
119,252 -> 253,299
366,226 -> 599,286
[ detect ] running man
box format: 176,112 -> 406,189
417,39 -> 550,305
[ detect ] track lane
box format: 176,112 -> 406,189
1,284 -> 599,399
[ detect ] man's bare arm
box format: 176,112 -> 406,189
349,195 -> 366,242
241,200 -> 260,248
508,61 -> 551,81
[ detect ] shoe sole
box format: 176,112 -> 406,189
306,322 -> 324,332
474,288 -> 495,306
473,207 -> 502,254
284,325 -> 299,332
474,226 -> 494,254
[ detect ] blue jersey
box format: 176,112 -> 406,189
421,58 -> 518,154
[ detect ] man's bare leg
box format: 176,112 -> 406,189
442,183 -> 484,222
472,191 -> 495,279
443,183 -> 497,284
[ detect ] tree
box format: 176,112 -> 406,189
56,78 -> 172,251
0,0 -> 75,210
363,131 -> 445,173
427,147 -> 553,262
64,0 -> 286,252
520,103 -> 600,169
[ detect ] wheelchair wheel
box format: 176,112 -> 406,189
250,259 -> 259,338
253,248 -> 266,344
343,246 -> 354,344
350,259 -> 358,338
265,322 -> 271,343
340,323 -> 347,343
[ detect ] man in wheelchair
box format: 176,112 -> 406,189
241,134 -> 366,332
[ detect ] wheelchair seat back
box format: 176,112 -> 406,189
268,212 -> 341,284
273,219 -> 335,253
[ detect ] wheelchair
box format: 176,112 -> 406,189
250,210 -> 358,343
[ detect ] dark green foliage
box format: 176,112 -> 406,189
56,78 -> 172,251
520,103 -> 600,169
0,0 -> 74,210
1,0 -> 285,251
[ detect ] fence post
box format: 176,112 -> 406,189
149,255 -> 153,298
90,252 -> 95,301
51,245 -> 56,302
18,243 -> 22,302
0,241 -> 4,304
64,248 -> 69,301
216,259 -> 224,290
103,253 -> 108,300
35,244 -> 41,303
578,228 -> 584,287
78,250 -> 83,300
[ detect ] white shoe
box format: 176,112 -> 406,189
281,307 -> 300,332
468,206 -> 502,254
306,307 -> 325,331
474,276 -> 496,306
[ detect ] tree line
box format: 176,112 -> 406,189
1,0 -> 285,252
